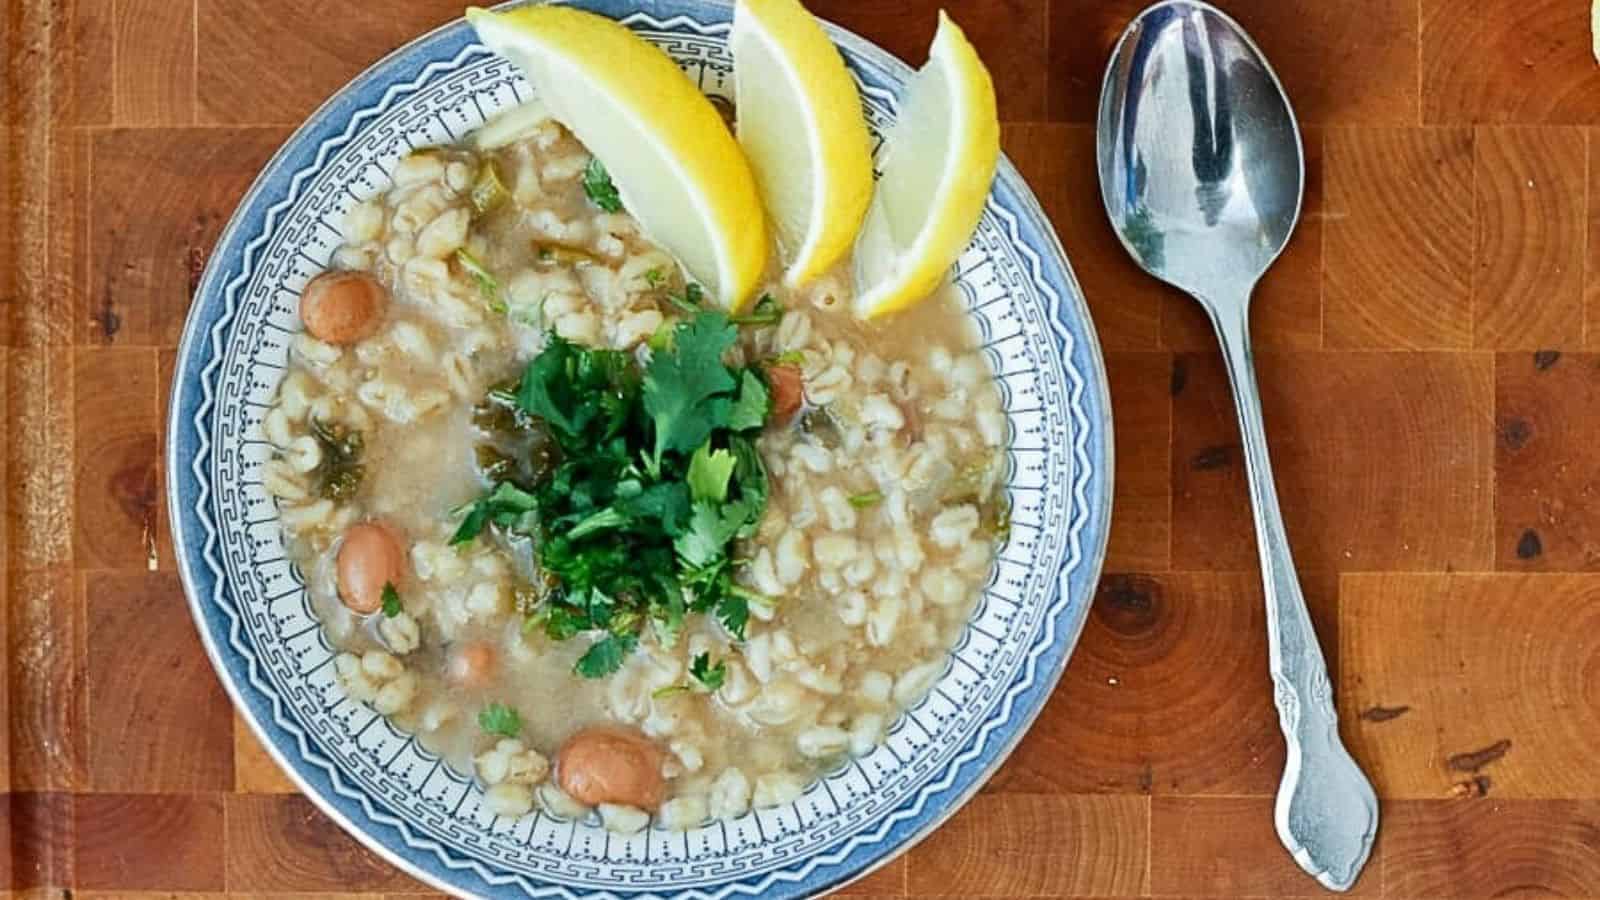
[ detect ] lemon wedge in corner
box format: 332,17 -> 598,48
853,11 -> 999,319
731,0 -> 874,288
466,6 -> 768,310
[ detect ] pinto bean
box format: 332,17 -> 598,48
556,725 -> 665,809
300,270 -> 388,345
335,521 -> 407,614
447,640 -> 498,690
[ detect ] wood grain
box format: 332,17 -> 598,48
112,0 -> 195,126
85,571 -> 233,792
1495,351 -> 1600,569
903,794 -> 1148,896
1324,127 -> 1476,350
1422,0 -> 1600,124
1001,123 -> 1167,349
232,711 -> 297,796
7,568 -> 88,793
57,0 -> 115,127
1102,353 -> 1171,572
1047,0 -> 1417,125
225,794 -> 426,892
1473,126 -> 1587,349
72,347 -> 159,569
1171,350 -> 1494,572
73,793 -> 225,891
1383,799 -> 1600,896
985,571 -> 1338,797
1341,573 -> 1600,800
196,0 -> 466,126
805,0 -> 1048,121
86,128 -> 287,346
9,792 -> 76,889
1151,796 -> 1381,896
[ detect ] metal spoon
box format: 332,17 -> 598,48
1095,1 -> 1378,891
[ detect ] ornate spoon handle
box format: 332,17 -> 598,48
1210,297 -> 1379,892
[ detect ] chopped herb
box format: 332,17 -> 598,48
456,249 -> 506,314
730,293 -> 784,327
478,702 -> 522,738
455,311 -> 774,676
575,632 -> 636,678
848,490 -> 884,508
582,158 -> 623,212
648,316 -> 679,352
689,652 -> 726,691
665,282 -> 704,314
451,481 -> 539,545
769,350 -> 806,366
381,582 -> 402,618
642,267 -> 666,288
469,160 -> 508,215
309,418 -> 365,501
652,683 -> 690,699
533,242 -> 600,266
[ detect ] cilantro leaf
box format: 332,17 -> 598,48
689,652 -> 726,691
582,158 -> 622,212
726,370 -> 770,432
381,582 -> 402,618
675,499 -> 750,569
686,442 -> 738,503
574,632 -> 637,678
451,482 -> 538,545
642,312 -> 738,473
478,702 -> 522,737
716,592 -> 750,640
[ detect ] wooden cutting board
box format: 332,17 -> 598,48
4,0 -> 1600,895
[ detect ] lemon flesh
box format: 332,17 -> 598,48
853,12 -> 999,319
731,0 -> 874,288
467,6 -> 768,310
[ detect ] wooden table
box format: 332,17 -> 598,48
4,0 -> 1600,895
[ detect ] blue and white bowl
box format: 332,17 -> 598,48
168,1 -> 1113,896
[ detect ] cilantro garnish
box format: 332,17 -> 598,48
478,702 -> 522,738
665,283 -> 704,314
455,311 -> 773,678
455,248 -> 507,314
582,158 -> 622,212
690,652 -> 726,691
848,490 -> 884,508
730,293 -> 784,326
381,582 -> 402,618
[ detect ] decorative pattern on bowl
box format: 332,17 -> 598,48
167,2 -> 1113,896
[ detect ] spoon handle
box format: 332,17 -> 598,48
1209,297 -> 1379,892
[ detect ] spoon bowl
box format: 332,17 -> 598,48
1097,0 -> 1302,301
1095,1 -> 1379,892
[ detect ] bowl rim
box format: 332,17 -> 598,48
166,2 -> 1114,897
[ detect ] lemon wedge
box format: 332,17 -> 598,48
466,6 -> 768,310
853,11 -> 999,318
731,0 -> 874,288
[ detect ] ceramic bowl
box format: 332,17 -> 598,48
169,2 -> 1113,896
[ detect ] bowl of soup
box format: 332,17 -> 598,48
169,1 -> 1112,896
